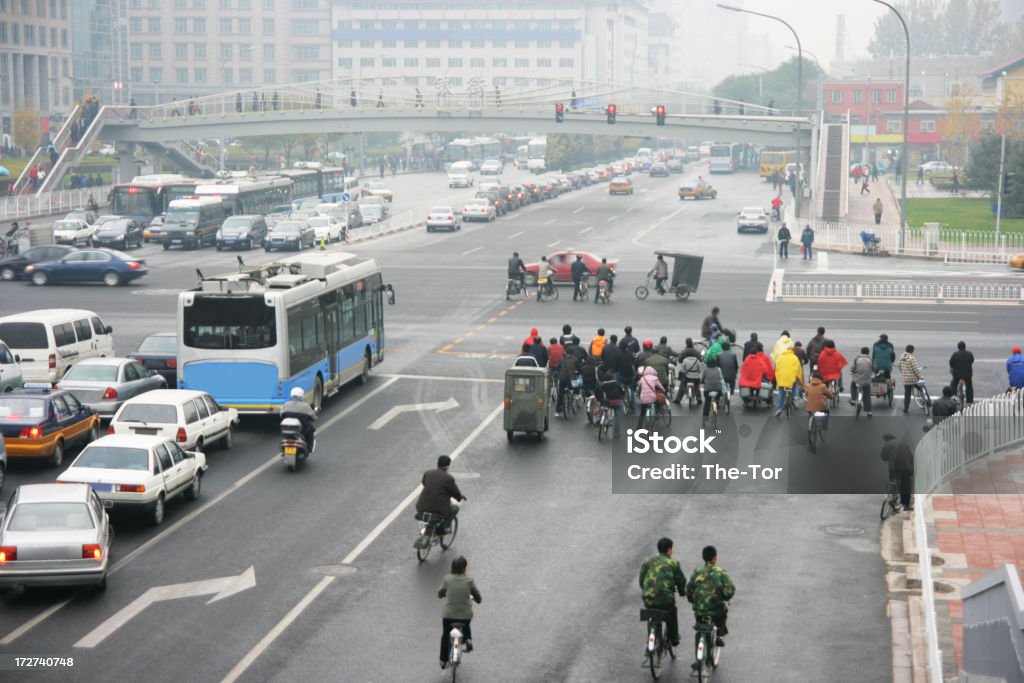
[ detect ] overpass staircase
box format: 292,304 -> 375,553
816,122 -> 849,222
35,105 -> 116,194
138,140 -> 217,179
11,103 -> 81,195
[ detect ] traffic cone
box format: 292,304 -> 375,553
319,237 -> 326,250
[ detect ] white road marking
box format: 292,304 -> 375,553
580,227 -> 593,234
461,246 -> 483,255
507,231 -> 524,239
792,307 -> 979,316
0,376 -> 400,645
631,205 -> 687,246
368,397 -> 459,430
381,373 -> 503,384
220,404 -> 504,683
790,317 -> 977,324
543,218 -> 557,225
547,240 -> 561,248
572,207 -> 584,214
606,215 -> 620,222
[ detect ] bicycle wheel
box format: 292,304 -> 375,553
648,623 -> 663,680
549,285 -> 559,301
665,621 -> 677,660
855,397 -> 862,417
586,397 -> 597,425
657,404 -> 672,430
440,516 -> 458,550
807,416 -> 818,454
880,495 -> 897,520
416,530 -> 433,562
784,392 -> 793,417
579,280 -> 589,300
598,415 -> 608,441
695,633 -> 710,683
913,388 -> 926,409
635,285 -> 650,300
706,404 -> 717,431
687,387 -> 697,409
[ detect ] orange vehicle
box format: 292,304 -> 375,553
677,180 -> 718,200
609,176 -> 634,195
0,386 -> 100,467
1010,253 -> 1024,270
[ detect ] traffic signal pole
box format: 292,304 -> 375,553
996,132 -> 1006,240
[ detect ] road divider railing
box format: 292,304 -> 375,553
776,278 -> 1024,303
346,202 -> 430,243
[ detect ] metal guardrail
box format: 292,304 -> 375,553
810,218 -> 1024,263
0,185 -> 113,221
778,279 -> 1024,302
346,202 -> 429,243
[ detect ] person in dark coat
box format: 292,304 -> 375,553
948,340 -> 974,404
880,434 -> 914,509
416,455 -> 465,526
742,333 -> 759,360
777,223 -> 791,259
717,341 -> 739,395
529,337 -> 548,368
570,255 -> 590,301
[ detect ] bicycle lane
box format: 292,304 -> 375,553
0,375 -> 504,682
230,414 -> 892,682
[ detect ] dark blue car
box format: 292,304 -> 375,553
24,248 -> 148,287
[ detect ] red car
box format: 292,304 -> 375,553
524,251 -> 617,285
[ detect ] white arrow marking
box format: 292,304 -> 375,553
368,397 -> 459,430
75,566 -> 256,648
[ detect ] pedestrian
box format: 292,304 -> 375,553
316,87 -> 322,110
415,88 -> 423,108
880,434 -> 914,510
713,99 -> 721,115
236,92 -> 242,113
852,164 -> 863,184
437,556 -> 481,670
350,88 -> 357,108
916,166 -> 924,185
377,90 -> 384,109
770,170 -> 779,192
251,92 -> 259,112
951,170 -> 959,195
800,224 -> 814,260
897,344 -> 924,413
849,347 -> 875,416
871,197 -> 883,225
494,87 -> 501,109
128,97 -> 137,119
379,160 -> 385,179
570,88 -> 577,109
948,340 -> 974,404
788,170 -> 797,197
738,100 -> 745,115
767,98 -> 775,114
859,175 -> 870,194
272,91 -> 280,111
777,222 -> 791,259
870,163 -> 879,182
261,93 -> 266,111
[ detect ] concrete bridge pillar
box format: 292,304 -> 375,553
115,142 -> 138,184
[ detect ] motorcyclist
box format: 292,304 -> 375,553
507,251 -> 526,293
536,256 -> 556,301
872,334 -> 896,379
648,254 -> 669,295
280,386 -> 316,452
416,455 -> 466,534
594,258 -> 615,298
1008,346 -> 1024,391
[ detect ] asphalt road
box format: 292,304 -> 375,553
0,161 -> 1018,682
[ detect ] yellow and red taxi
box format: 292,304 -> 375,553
0,385 -> 99,468
1010,253 -> 1024,270
524,251 -> 617,284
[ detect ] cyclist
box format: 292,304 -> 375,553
547,336 -> 564,387
416,455 -> 466,535
644,340 -> 672,388
536,256 -> 556,302
815,340 -> 848,393
438,556 -> 482,670
704,331 -> 728,364
648,254 -> 669,295
1008,346 -> 1024,391
589,328 -> 608,357
774,346 -> 804,416
598,369 -> 625,438
770,330 -> 794,366
637,366 -> 666,428
805,371 -> 833,423
655,336 -> 678,361
639,537 -> 688,649
717,341 -> 739,398
675,342 -> 704,404
700,307 -> 723,340
622,325 -> 641,355
880,434 -> 914,510
806,326 -> 830,368
616,339 -> 638,414
528,336 -> 548,368
897,345 -> 924,413
686,545 -> 735,649
849,347 -> 875,417
770,193 -> 783,220
872,333 -> 896,378
559,324 -> 575,348
507,251 -> 526,293
948,341 -> 975,404
742,332 -> 760,360
701,358 -> 727,420
739,342 -> 774,395
556,345 -> 579,416
571,255 -> 590,301
522,327 -> 540,352
931,386 -> 958,424
280,386 -> 317,452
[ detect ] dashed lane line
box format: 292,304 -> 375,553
547,240 -> 561,248
580,227 -> 593,234
572,207 -> 584,214
507,231 -> 524,239
461,246 -> 483,255
381,373 -> 503,383
606,215 -> 620,222
437,301 -> 523,354
220,404 -> 504,683
543,218 -> 558,225
0,376 -> 401,646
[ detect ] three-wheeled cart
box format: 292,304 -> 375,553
503,366 -> 550,441
634,251 -> 704,301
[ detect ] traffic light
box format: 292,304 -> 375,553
555,103 -> 564,123
1005,172 -> 1016,196
655,105 -> 666,126
606,104 -> 617,124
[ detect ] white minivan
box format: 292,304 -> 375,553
0,309 -> 115,383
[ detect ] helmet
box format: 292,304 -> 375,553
290,387 -> 304,399
643,339 -> 654,349
437,455 -> 452,468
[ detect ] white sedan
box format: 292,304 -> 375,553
919,161 -> 954,175
426,206 -> 461,233
307,215 -> 345,243
736,206 -> 769,233
57,434 -> 208,526
52,219 -> 96,246
462,198 -> 496,222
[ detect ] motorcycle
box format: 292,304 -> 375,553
595,278 -> 612,304
279,417 -> 313,471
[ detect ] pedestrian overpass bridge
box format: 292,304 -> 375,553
16,78 -> 813,195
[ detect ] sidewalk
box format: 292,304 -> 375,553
846,175 -> 902,231
923,448 -> 1024,678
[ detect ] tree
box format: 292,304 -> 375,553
711,57 -> 823,112
869,0 -> 1008,57
939,81 -> 980,168
970,133 -> 1024,217
13,104 -> 40,150
296,134 -> 324,162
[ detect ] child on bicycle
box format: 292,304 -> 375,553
438,556 -> 482,670
805,372 -> 833,424
637,366 -> 666,428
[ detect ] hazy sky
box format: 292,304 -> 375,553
729,0 -> 889,68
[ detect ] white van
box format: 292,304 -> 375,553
0,341 -> 23,392
0,309 -> 115,383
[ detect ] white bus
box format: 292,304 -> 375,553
526,137 -> 547,173
514,145 -> 529,169
177,251 -> 394,413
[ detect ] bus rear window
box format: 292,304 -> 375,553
183,296 -> 276,349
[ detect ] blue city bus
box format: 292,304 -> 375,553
176,252 -> 394,413
275,164 -> 350,210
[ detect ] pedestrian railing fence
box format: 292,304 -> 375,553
778,279 -> 1024,302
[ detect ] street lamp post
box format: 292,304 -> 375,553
872,0 -> 911,242
718,3 -> 803,218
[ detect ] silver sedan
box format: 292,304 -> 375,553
426,206 -> 461,232
0,483 -> 111,590
57,357 -> 167,419
736,206 -> 769,233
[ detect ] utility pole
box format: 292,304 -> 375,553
996,132 -> 1006,239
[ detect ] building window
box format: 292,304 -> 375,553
130,67 -> 142,83
514,40 -> 529,49
293,45 -> 319,60
38,24 -> 45,46
239,0 -> 250,8
220,18 -> 232,33
537,40 -> 551,49
150,67 -> 162,83
23,25 -> 33,46
263,44 -> 275,59
382,57 -> 396,67
173,17 -> 187,33
886,119 -> 901,133
130,42 -> 143,59
887,89 -> 896,103
559,40 -> 574,48
449,77 -> 462,86
492,58 -> 507,68
49,27 -> 55,47
264,68 -> 275,83
263,0 -> 272,7
493,39 -> 506,48
559,58 -> 574,68
194,43 -> 206,58
263,18 -> 274,34
220,44 -> 232,60
494,77 -> 506,87
176,68 -> 188,83
292,20 -> 318,34
148,18 -> 160,33
920,119 -> 935,133
470,57 -> 484,68
338,57 -> 352,69
238,18 -> 251,33
426,57 -> 440,68
359,57 -> 373,67
149,43 -> 162,59
195,67 -> 206,82
514,58 -> 528,68
470,40 -> 484,49
537,58 -> 551,68
830,90 -> 842,104
221,68 -> 232,84
175,43 -> 188,59
60,0 -> 66,18
193,18 -> 206,33
129,17 -> 142,32
871,90 -> 880,103
447,58 -> 462,68
194,0 -> 205,6
426,39 -> 440,48
850,116 -> 860,125
404,76 -> 418,87
359,39 -> 374,48
852,90 -> 862,104
403,40 -> 418,48
291,0 -> 318,8
382,39 -> 396,48
448,39 -> 462,48
219,0 -> 231,7
239,68 -> 251,84
403,57 -> 418,67
293,70 -> 319,82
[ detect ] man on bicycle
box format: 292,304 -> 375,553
570,255 -> 590,301
644,341 -> 672,388
555,348 -> 579,417
774,346 -> 804,416
507,251 -> 526,293
849,347 -> 875,417
872,334 -> 896,378
438,555 -> 482,670
805,371 -> 834,426
948,341 -> 975,404
649,254 -> 669,295
639,537 -> 688,648
416,455 -> 466,536
815,340 -> 847,393
686,545 -> 735,648
880,434 -> 914,510
598,369 -> 625,438
675,345 -> 704,404
897,345 -> 924,413
701,358 -> 726,420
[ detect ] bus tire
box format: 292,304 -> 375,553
357,354 -> 371,385
313,377 -> 323,414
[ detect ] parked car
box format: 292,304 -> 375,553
0,483 -> 112,589
129,333 -> 178,387
57,435 -> 208,526
51,219 -> 95,247
264,220 -> 315,252
25,248 -> 147,287
215,215 -> 267,251
91,218 -> 143,250
0,245 -> 75,281
0,386 -> 100,467
0,340 -> 23,393
736,206 -> 770,233
64,208 -> 97,225
426,206 -> 461,233
109,389 -> 238,451
462,198 -> 496,222
919,161 -> 955,175
56,357 -> 167,419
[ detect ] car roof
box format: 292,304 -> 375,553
16,482 -> 92,503
144,332 -> 176,339
85,433 -> 169,449
741,207 -> 765,212
121,388 -> 206,404
69,356 -> 133,367
0,308 -> 102,324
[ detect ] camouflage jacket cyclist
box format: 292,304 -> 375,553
639,552 -> 687,607
686,561 -> 736,631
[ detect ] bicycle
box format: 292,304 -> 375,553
683,380 -> 699,409
641,608 -> 677,680
575,278 -> 589,302
779,386 -> 799,417
954,378 -> 967,412
536,277 -> 559,302
445,622 -> 467,681
704,390 -> 729,430
912,379 -> 932,413
640,400 -> 672,431
414,511 -> 458,563
880,478 -> 903,520
807,411 -> 827,454
585,393 -> 601,426
505,277 -> 527,301
693,615 -> 722,683
826,379 -> 841,408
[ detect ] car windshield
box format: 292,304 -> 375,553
307,217 -> 328,227
220,218 -> 251,232
0,397 -> 48,423
53,221 -> 80,231
63,364 -> 119,382
0,321 -> 47,348
367,182 -> 386,190
272,223 -> 302,233
116,403 -> 177,423
8,502 -> 95,531
165,208 -> 199,226
74,445 -> 150,471
137,335 -> 176,353
99,221 -> 130,234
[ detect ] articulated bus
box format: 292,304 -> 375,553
442,137 -> 503,163
110,174 -> 204,227
194,177 -> 293,216
177,251 -> 395,413
759,150 -> 798,179
273,165 -> 351,210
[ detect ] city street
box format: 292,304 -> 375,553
0,163 -> 1018,682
